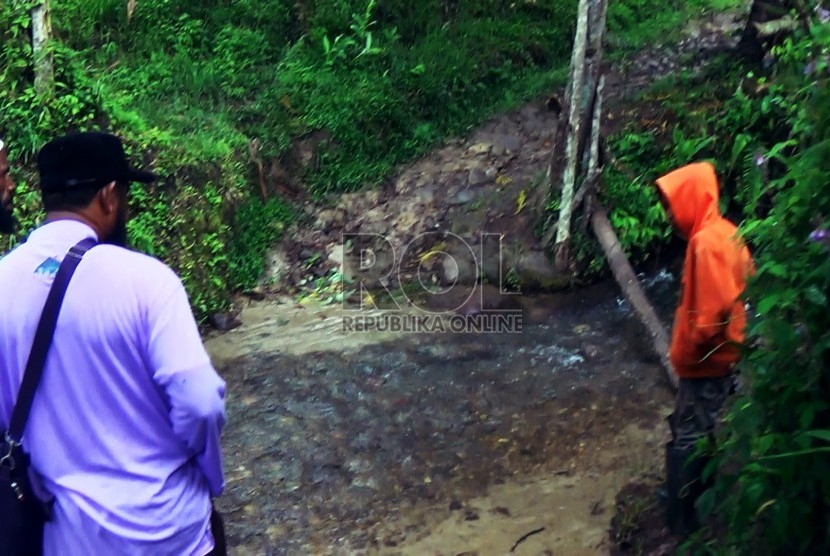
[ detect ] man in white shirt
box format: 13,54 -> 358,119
0,132 -> 227,555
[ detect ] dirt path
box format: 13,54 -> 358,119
264,10 -> 744,296
378,421 -> 668,556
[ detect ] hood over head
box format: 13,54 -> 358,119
655,161 -> 720,238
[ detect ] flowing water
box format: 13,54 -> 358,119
205,273 -> 679,555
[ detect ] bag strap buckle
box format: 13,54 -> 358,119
1,432 -> 19,470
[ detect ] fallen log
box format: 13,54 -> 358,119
590,199 -> 678,390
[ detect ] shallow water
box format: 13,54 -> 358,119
206,275 -> 679,554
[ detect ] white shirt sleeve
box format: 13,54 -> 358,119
146,277 -> 226,497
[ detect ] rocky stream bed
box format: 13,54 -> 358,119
206,274 -> 680,555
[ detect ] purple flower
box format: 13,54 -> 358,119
805,60 -> 817,75
754,154 -> 767,166
820,7 -> 830,24
809,228 -> 830,242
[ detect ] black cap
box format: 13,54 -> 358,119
37,132 -> 156,193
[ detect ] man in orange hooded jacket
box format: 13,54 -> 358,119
654,161 -> 754,534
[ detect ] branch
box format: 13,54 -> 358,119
569,74 -> 606,215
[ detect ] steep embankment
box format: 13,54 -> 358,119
258,10 -> 745,307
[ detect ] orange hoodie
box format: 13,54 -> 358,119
655,162 -> 755,378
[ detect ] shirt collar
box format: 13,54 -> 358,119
27,219 -> 100,244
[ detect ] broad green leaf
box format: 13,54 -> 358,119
756,294 -> 779,315
805,429 -> 830,443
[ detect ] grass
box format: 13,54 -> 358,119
2,0 -> 753,319
607,0 -> 748,60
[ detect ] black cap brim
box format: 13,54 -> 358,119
129,169 -> 157,183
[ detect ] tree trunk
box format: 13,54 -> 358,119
570,75 -> 605,216
590,203 -> 678,390
551,0 -> 591,270
32,1 -> 54,97
579,0 -> 608,174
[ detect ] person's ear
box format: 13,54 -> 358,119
97,181 -> 119,215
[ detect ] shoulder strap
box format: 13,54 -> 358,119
6,237 -> 97,445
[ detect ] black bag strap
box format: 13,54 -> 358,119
5,237 -> 97,446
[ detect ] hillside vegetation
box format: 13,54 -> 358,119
2,0 -> 735,316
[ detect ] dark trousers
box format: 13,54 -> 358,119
669,375 -> 734,448
206,508 -> 227,556
665,375 -> 734,535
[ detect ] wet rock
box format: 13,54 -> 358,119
467,167 -> 490,187
415,185 -> 436,204
359,207 -> 389,235
244,286 -> 267,301
583,342 -> 601,360
210,311 -> 242,331
394,176 -> 415,194
440,243 -> 479,286
450,189 -> 476,206
491,134 -> 522,156
467,143 -> 491,156
315,208 -> 346,231
261,247 -> 291,289
520,104 -> 539,120
572,324 -> 591,335
513,249 -> 571,291
327,243 -> 344,266
393,204 -> 423,233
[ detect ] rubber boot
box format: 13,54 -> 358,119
665,441 -> 707,536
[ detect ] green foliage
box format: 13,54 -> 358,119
278,1 -> 579,195
594,12 -> 830,551
606,0 -> 744,56
601,131 -> 669,260
598,53 -> 768,265
0,3 -> 100,161
228,196 -> 294,291
3,0 -> 737,318
296,266 -> 354,306
698,17 -> 830,553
